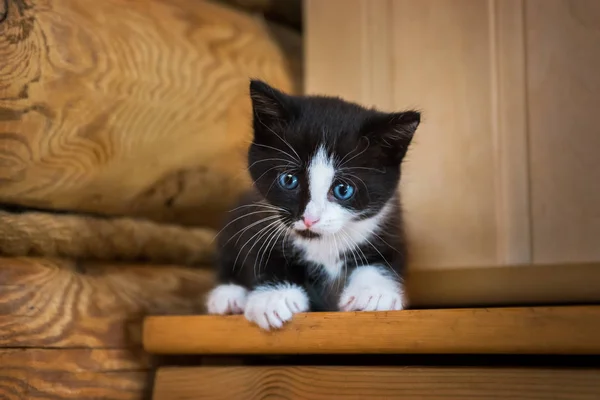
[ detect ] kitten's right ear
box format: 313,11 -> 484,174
249,80 -> 289,124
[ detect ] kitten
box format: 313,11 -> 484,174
206,80 -> 420,330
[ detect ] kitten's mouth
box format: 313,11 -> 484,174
294,229 -> 321,239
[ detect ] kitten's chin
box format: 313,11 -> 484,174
294,229 -> 322,240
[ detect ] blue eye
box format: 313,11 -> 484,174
333,182 -> 355,200
278,173 -> 299,190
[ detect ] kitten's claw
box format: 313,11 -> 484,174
338,266 -> 405,312
244,284 -> 309,330
339,287 -> 403,311
206,284 -> 248,315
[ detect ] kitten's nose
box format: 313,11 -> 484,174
303,216 -> 320,228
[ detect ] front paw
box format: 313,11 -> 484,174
244,283 -> 310,330
206,284 -> 248,315
339,286 -> 404,311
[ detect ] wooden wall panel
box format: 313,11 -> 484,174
388,0 -> 497,268
305,0 -> 600,269
304,0 -> 394,109
526,0 -> 600,263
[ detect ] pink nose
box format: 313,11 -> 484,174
303,216 -> 320,228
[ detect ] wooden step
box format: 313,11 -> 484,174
143,305 -> 600,355
152,365 -> 600,400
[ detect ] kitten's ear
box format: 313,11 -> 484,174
363,110 -> 421,162
249,79 -> 290,124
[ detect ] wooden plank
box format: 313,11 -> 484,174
152,366 -> 600,400
0,348 -> 147,400
0,257 -> 213,348
491,0 -> 532,264
525,0 -> 600,264
143,305 -> 600,355
406,262 -> 600,307
389,0 -> 498,268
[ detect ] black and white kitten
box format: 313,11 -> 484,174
206,80 -> 420,330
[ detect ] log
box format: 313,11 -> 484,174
143,305 -> 600,355
0,209 -> 216,265
0,348 -> 147,400
0,257 -> 213,348
0,0 -> 300,229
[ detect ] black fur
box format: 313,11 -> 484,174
215,80 -> 420,311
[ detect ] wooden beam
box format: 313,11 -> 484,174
143,305 -> 600,355
152,366 -> 600,400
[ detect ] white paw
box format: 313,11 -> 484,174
338,265 -> 404,312
206,284 -> 248,315
244,283 -> 310,330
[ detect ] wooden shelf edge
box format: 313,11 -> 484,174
143,305 -> 600,355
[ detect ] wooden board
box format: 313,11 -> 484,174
0,257 -> 213,348
152,366 -> 600,400
526,0 -> 600,263
0,0 -> 300,229
143,305 -> 600,355
406,262 -> 600,307
0,348 -> 147,400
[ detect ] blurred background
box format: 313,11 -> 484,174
0,0 -> 599,398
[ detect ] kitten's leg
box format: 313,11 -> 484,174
338,265 -> 404,311
206,283 -> 248,315
244,282 -> 310,330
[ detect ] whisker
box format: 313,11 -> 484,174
256,116 -> 302,163
261,225 -> 289,277
243,221 -> 284,278
253,164 -> 295,186
248,158 -> 298,169
345,226 -> 401,280
252,142 -> 300,166
214,210 -> 280,240
234,219 -> 282,272
233,215 -> 281,247
229,202 -> 288,214
339,137 -> 371,168
222,215 -> 281,248
339,173 -> 369,196
255,221 -> 285,275
339,166 -> 386,174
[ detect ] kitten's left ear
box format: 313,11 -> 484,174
249,79 -> 290,124
363,110 -> 421,162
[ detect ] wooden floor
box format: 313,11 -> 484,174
0,257 -> 213,400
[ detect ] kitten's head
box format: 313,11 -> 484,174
248,80 -> 420,239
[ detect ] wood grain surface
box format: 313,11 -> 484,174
0,257 -> 213,348
0,348 -> 147,400
153,366 -> 600,400
0,0 -> 300,229
526,0 -> 600,263
143,305 -> 600,355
